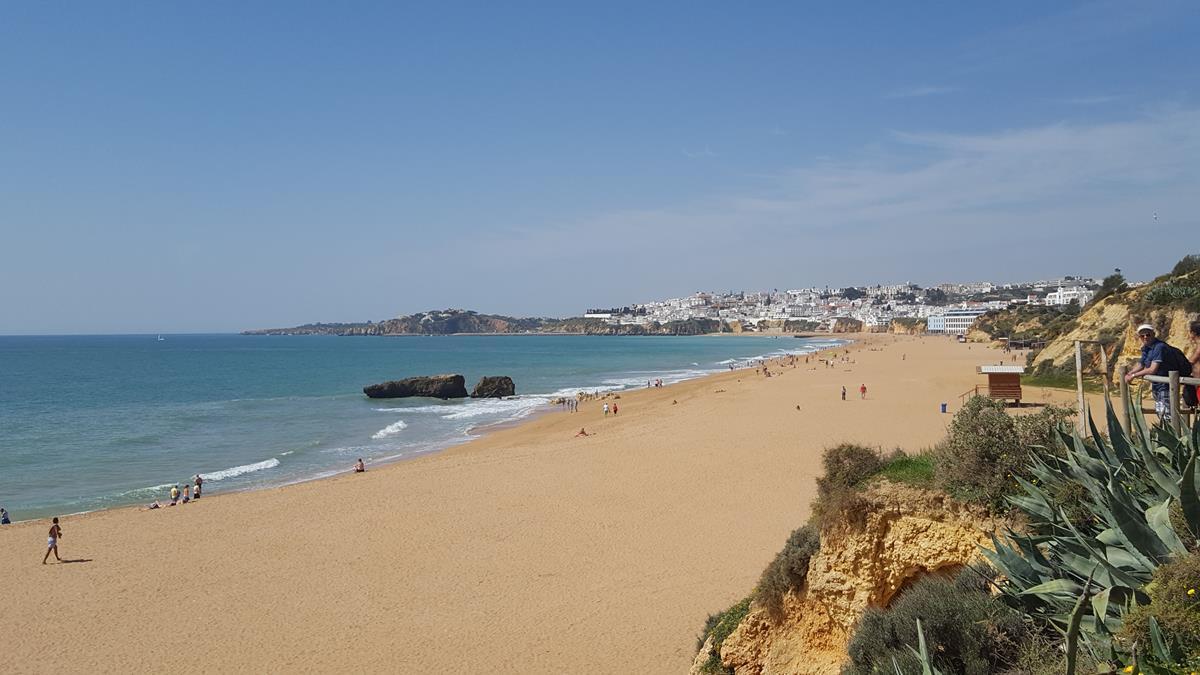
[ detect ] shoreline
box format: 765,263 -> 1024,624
2,335 -> 852,524
3,332 -> 1068,673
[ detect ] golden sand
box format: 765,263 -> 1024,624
0,334 -> 1084,673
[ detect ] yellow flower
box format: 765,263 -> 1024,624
1189,588 -> 1196,596
1123,667 -> 1133,673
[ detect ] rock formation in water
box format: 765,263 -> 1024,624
363,374 -> 468,399
470,376 -> 515,398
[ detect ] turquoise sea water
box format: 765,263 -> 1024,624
0,334 -> 846,521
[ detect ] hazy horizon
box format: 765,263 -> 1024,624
3,2 -> 1197,334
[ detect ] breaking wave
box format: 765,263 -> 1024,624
200,458 -> 281,481
372,419 -> 409,439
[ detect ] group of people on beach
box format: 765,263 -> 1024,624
840,384 -> 868,400
146,474 -> 204,510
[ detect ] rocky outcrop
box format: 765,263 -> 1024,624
694,481 -> 1005,675
363,374 -> 468,399
829,318 -> 864,333
470,376 -> 515,398
889,318 -> 926,335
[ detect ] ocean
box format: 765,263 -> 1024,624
0,333 -> 846,521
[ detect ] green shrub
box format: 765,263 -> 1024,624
842,566 -> 1028,675
1170,254 -> 1200,277
696,595 -> 752,674
1013,403 -> 1074,450
811,444 -> 882,529
1002,631 -> 1102,675
756,524 -> 820,621
934,396 -> 1027,510
1119,551 -> 1200,668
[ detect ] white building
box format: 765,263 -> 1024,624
1044,286 -> 1094,307
927,308 -> 989,334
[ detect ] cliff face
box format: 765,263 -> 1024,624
889,319 -> 926,335
693,482 -> 1003,675
830,318 -> 864,333
1030,292 -> 1197,375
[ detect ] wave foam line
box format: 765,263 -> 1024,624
201,458 -> 281,481
372,419 -> 409,439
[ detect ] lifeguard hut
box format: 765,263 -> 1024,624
977,365 -> 1025,405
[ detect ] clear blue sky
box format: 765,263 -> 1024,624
2,1 -> 1197,333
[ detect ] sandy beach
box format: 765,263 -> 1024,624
0,334 -> 1088,673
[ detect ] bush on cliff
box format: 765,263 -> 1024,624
933,396 -> 1072,511
695,595 -> 752,674
933,396 -> 1025,510
1118,551 -> 1200,669
843,566 -> 1027,675
755,524 -> 820,622
811,443 -> 882,530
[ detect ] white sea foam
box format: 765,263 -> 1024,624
201,458 -> 280,481
373,405 -> 454,414
372,419 -> 409,439
439,397 -> 548,420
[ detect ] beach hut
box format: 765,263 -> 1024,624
977,365 -> 1025,405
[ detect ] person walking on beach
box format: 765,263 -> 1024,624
603,403 -> 609,417
841,386 -> 846,401
43,517 -> 62,564
860,384 -> 867,400
612,403 -> 618,416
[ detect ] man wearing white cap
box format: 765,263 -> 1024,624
1124,323 -> 1176,423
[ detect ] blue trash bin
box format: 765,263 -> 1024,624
940,402 -> 948,414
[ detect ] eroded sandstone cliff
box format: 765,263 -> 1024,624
692,481 -> 1004,675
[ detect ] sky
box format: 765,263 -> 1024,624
1,1 -> 1198,334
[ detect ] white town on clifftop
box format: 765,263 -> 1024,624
582,276 -> 1100,334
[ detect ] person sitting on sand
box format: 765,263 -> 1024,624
145,501 -> 162,510
354,458 -> 365,473
575,428 -> 590,437
182,484 -> 190,504
1,507 -> 10,524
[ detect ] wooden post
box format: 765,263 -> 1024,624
1075,341 -> 1087,436
1099,343 -> 1110,398
1118,364 -> 1130,435
1169,370 -> 1182,436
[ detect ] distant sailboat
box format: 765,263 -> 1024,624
157,335 -> 165,341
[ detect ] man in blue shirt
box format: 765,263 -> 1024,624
1124,323 -> 1172,423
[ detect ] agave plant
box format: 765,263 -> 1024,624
981,395 -> 1199,671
